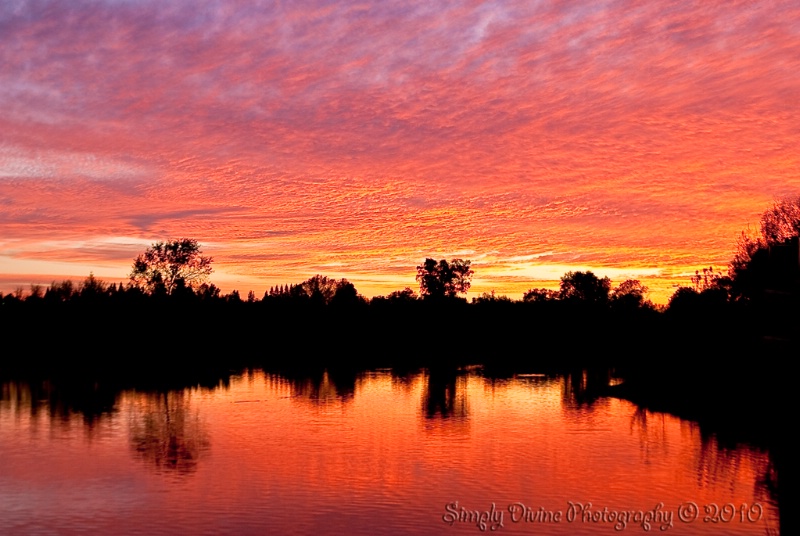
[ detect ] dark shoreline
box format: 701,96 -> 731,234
3,296 -> 794,442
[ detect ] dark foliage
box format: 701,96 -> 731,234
416,258 -> 473,299
130,239 -> 213,295
559,271 -> 611,303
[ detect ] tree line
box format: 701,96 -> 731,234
0,257 -> 653,311
2,196 -> 799,316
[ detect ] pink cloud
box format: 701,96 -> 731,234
1,0 -> 799,302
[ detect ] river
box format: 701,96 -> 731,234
0,367 -> 780,535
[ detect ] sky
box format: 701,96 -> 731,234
1,0 -> 799,303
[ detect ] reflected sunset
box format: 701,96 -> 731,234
0,369 -> 779,535
2,1 -> 799,302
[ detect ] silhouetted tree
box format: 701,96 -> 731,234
330,279 -> 363,307
416,258 -> 473,299
278,275 -> 364,306
371,287 -> 418,308
760,195 -> 800,244
299,274 -> 338,305
690,267 -> 726,293
79,272 -> 106,300
130,239 -> 213,295
387,287 -> 417,303
559,271 -> 610,303
196,282 -> 221,301
729,196 -> 800,301
27,284 -> 43,301
667,285 -> 728,313
610,279 -> 649,309
472,290 -> 512,304
522,288 -> 558,302
45,280 -> 76,303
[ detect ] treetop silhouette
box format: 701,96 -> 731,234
416,258 -> 473,299
727,196 -> 800,301
130,239 -> 213,295
559,271 -> 611,303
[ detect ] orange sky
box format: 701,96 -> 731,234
1,0 -> 799,303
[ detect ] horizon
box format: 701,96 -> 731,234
2,1 -> 799,305
0,254 -> 700,304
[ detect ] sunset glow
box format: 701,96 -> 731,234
2,0 -> 799,302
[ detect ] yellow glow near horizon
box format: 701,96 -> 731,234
1,1 -> 798,304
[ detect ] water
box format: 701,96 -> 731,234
0,368 -> 780,535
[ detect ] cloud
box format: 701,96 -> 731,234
1,0 -> 799,301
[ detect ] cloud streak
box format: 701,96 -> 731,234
1,0 -> 799,302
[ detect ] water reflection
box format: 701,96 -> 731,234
1,377 -> 117,430
627,395 -> 783,535
263,366 -> 358,405
760,447 -> 786,536
629,407 -> 670,460
389,367 -> 418,393
422,368 -> 469,420
128,390 -> 210,475
0,367 -> 786,535
563,368 -> 617,406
